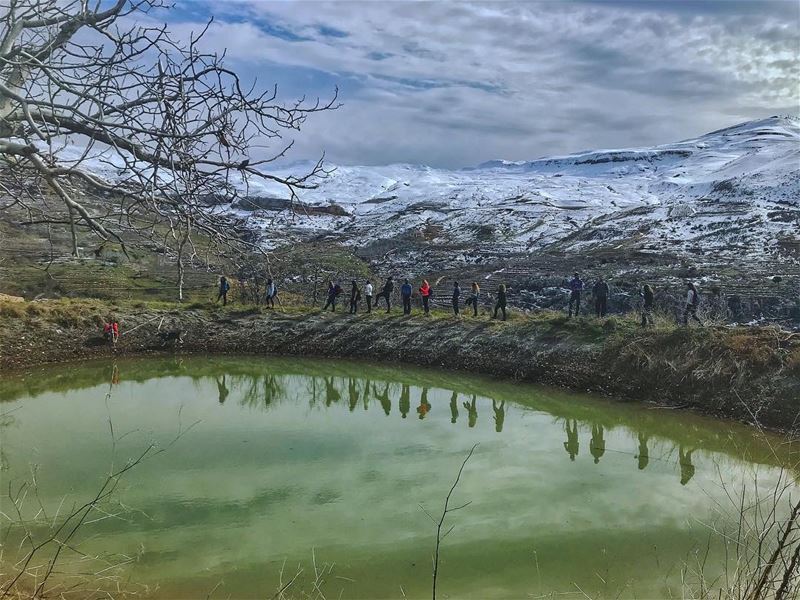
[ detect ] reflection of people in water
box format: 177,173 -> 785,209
636,433 -> 649,470
324,377 -> 341,407
399,384 -> 410,419
263,374 -> 280,407
449,391 -> 459,424
463,395 -> 478,428
348,378 -> 359,412
215,375 -> 229,404
363,380 -> 372,411
563,419 -> 579,461
589,424 -> 606,464
417,388 -> 432,419
492,400 -> 505,433
374,383 -> 391,416
679,446 -> 696,485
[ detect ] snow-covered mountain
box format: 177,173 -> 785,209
236,116 -> 798,266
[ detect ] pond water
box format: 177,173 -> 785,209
0,356 -> 797,599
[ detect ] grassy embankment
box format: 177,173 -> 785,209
1,296 -> 798,432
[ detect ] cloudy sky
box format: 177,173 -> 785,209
163,0 -> 799,168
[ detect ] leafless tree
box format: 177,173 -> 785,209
0,0 -> 338,298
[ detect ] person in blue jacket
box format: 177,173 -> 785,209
401,279 -> 413,315
568,272 -> 584,317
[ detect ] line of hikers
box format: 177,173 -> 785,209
321,277 -> 509,320
318,273 -> 704,327
216,272 -> 705,327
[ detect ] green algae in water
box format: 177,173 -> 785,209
1,356 -> 797,599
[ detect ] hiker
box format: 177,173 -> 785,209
265,277 -> 277,308
493,284 -> 508,320
401,279 -> 413,315
349,280 -> 361,314
592,276 -> 609,318
365,279 -> 374,313
419,279 -> 432,315
103,319 -> 119,346
452,281 -> 461,315
683,282 -> 703,326
640,284 -> 654,327
217,276 -> 230,306
567,272 -> 583,317
465,282 -> 480,316
375,276 -> 394,313
322,281 -> 342,312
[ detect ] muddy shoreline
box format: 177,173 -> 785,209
1,303 -> 798,432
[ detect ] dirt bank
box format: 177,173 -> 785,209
1,299 -> 798,431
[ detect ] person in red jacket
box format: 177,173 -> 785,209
103,320 -> 119,346
419,280 -> 432,315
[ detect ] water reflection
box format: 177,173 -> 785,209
463,395 -> 478,428
4,357 -> 800,600
590,424 -> 606,464
637,433 -> 649,471
564,419 -> 579,461
492,400 -> 505,433
6,359 -> 799,492
417,388 -> 431,420
215,375 -> 229,404
679,446 -> 696,485
399,384 -> 410,419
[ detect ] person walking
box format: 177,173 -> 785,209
364,279 -> 374,313
322,280 -> 342,312
567,272 -> 584,317
375,276 -> 394,313
465,282 -> 480,316
640,284 -> 654,327
401,279 -> 413,315
349,280 -> 361,314
419,279 -> 432,315
216,276 -> 230,306
683,282 -> 703,326
592,276 -> 609,318
265,277 -> 277,309
452,281 -> 461,315
493,284 -> 508,320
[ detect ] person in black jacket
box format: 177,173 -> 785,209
683,282 -> 703,326
452,281 -> 461,315
593,276 -> 610,318
640,284 -> 654,327
322,281 -> 342,312
349,280 -> 361,314
374,276 -> 394,313
493,284 -> 508,320
216,276 -> 230,306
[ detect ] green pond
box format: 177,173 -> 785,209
0,356 -> 797,599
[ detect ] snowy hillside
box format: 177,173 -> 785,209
235,116 -> 799,264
